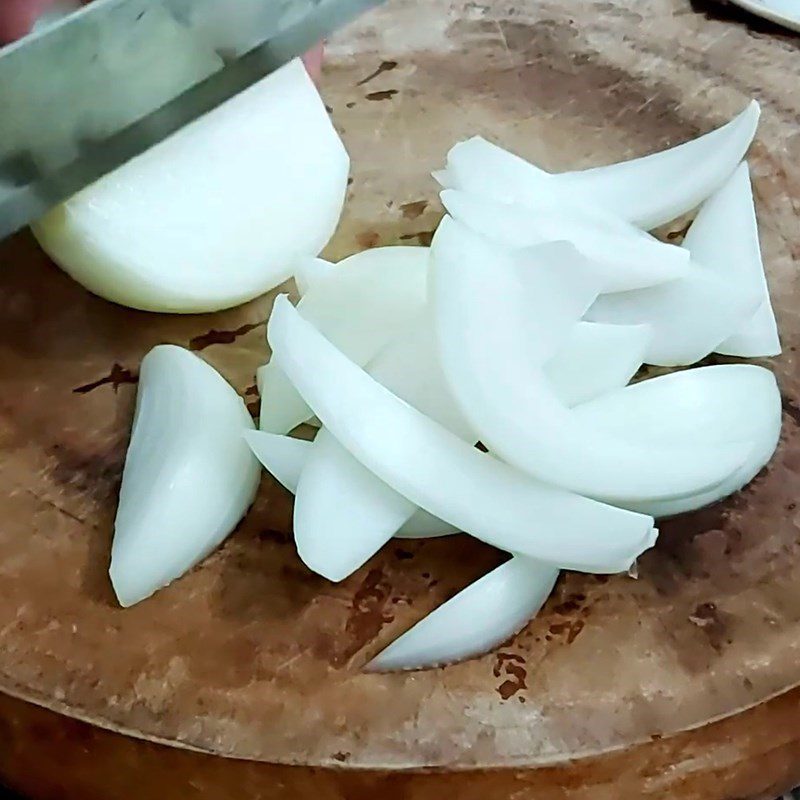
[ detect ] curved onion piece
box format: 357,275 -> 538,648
586,267 -> 760,367
573,365 -> 781,517
368,557 -> 559,671
110,346 -> 260,607
294,257 -> 334,296
244,430 -> 310,493
32,60 -> 349,312
682,162 -> 780,357
294,320 -> 473,581
244,428 -> 458,540
555,101 -> 760,229
268,295 -> 657,574
432,218 -> 750,503
259,246 -> 429,433
441,189 -> 689,292
395,511 -> 460,539
547,321 -> 651,407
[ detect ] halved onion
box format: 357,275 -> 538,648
368,557 -> 559,671
268,294 -> 657,574
682,162 -> 780,357
437,102 -> 760,230
32,59 -> 349,313
294,257 -> 334,297
258,246 -> 429,433
431,217 -> 750,503
111,346 -> 260,607
441,189 -> 689,292
573,364 -> 781,517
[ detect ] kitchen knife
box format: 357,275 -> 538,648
0,0 -> 383,240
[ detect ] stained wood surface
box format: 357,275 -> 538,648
2,1 -> 800,797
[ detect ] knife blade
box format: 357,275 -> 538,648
0,0 -> 383,240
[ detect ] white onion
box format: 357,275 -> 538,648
682,162 -> 780,357
244,428 -> 459,539
293,318 -> 473,581
32,59 -> 349,312
243,429 -> 310,493
368,557 -> 559,671
437,103 -> 759,231
556,102 -> 761,229
586,268 -> 760,367
574,364 -> 781,517
547,321 -> 651,407
441,189 -> 689,292
110,346 -> 260,607
268,295 -> 657,573
258,246 -> 429,434
431,217 -> 750,503
294,257 -> 334,297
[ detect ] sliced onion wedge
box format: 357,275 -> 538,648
293,319 -> 473,581
367,557 -> 559,671
682,162 -> 780,357
546,321 -> 651,407
32,60 -> 349,313
573,364 -> 781,517
432,217 -> 750,503
258,246 -> 429,433
556,101 -> 760,229
441,189 -> 689,292
110,346 -> 260,607
268,294 -> 657,574
294,257 -> 334,297
244,428 -> 458,539
586,268 -> 760,367
244,430 -> 310,493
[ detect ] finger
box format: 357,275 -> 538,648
301,42 -> 324,83
0,0 -> 59,43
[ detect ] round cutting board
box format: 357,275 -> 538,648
3,1 -> 800,798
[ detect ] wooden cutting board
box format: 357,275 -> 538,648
2,1 -> 800,797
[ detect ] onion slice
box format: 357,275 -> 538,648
244,429 -> 459,539
573,364 -> 781,517
547,321 -> 651,407
258,245 -> 429,433
682,162 -> 780,357
294,257 -> 334,296
441,189 -> 689,292
432,218 -> 750,503
293,319 -> 473,581
367,557 -> 559,671
32,60 -> 349,312
556,102 -> 761,229
437,103 -> 760,230
244,430 -> 310,493
268,294 -> 657,574
110,346 -> 260,607
586,267 -> 760,367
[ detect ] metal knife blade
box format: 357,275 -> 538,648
0,0 -> 382,240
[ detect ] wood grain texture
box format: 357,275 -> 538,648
1,0 -> 800,797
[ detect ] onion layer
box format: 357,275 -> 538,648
368,557 -> 559,671
431,217 -> 750,503
268,295 -> 657,574
32,60 -> 349,312
258,245 -> 429,433
111,346 -> 260,607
